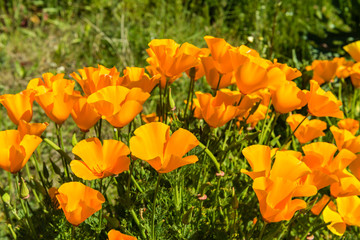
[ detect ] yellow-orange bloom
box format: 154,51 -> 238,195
242,145 -> 317,222
204,36 -> 234,74
17,120 -> 48,138
0,89 -> 35,125
334,57 -> 354,79
338,118 -> 359,135
306,80 -> 344,118
108,229 -> 137,240
330,126 -> 360,153
30,75 -> 81,124
234,58 -> 286,95
146,39 -> 199,88
121,67 -> 159,93
71,96 -> 101,132
194,90 -> 242,128
271,59 -> 302,81
27,72 -> 65,91
130,122 -> 199,173
55,182 -> 105,226
0,130 -> 42,173
343,40 -> 360,62
306,60 -> 338,85
201,57 -> 235,89
286,114 -> 326,144
350,62 -> 360,88
87,86 -> 150,128
322,196 -> 360,236
141,113 -> 159,123
183,45 -> 210,80
70,65 -> 121,96
301,142 -> 358,197
272,81 -> 307,113
70,138 -> 130,180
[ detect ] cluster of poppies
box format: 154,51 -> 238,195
0,36 -> 360,238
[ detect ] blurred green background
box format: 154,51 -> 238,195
0,0 -> 359,92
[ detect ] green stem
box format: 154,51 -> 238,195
300,198 -> 332,240
24,164 -> 41,205
352,88 -> 359,119
184,67 -> 196,121
259,99 -> 272,144
16,173 -> 36,238
197,142 -> 221,173
265,112 -> 280,145
97,118 -> 103,142
97,178 -> 103,236
55,124 -> 70,180
258,222 -> 267,240
130,209 -> 147,239
151,174 -> 162,240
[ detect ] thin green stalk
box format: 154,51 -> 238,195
159,81 -> 163,122
126,154 -> 135,199
129,209 -> 147,239
197,142 -> 221,173
97,118 -> 103,141
16,173 -> 36,238
24,164 -> 41,205
55,124 -> 69,180
215,74 -> 222,92
184,67 -> 196,121
259,99 -> 272,144
300,198 -> 332,240
97,178 -> 103,237
265,113 -> 280,145
258,222 -> 267,240
352,88 -> 359,119
7,224 -> 17,240
151,174 -> 162,240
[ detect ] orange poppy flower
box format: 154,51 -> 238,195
271,59 -> 302,81
286,114 -> 326,144
322,196 -> 360,236
54,182 -> 105,226
330,126 -> 360,153
343,40 -> 360,62
87,86 -> 150,128
272,81 -> 307,113
17,120 -> 48,138
27,72 -> 65,91
0,130 -> 42,173
121,67 -> 159,93
108,229 -> 137,240
183,45 -> 210,80
301,142 -> 358,196
70,65 -> 121,96
242,145 -> 317,222
204,36 -> 234,74
350,62 -> 360,88
130,122 -> 199,173
334,57 -> 354,79
71,96 -> 101,132
194,90 -> 242,128
141,113 -> 159,123
201,57 -> 235,89
146,39 -> 199,88
311,194 -> 332,216
228,45 -> 260,69
306,60 -> 338,85
337,118 -> 359,135
0,89 -> 35,125
70,138 -> 130,180
234,57 -> 286,95
242,103 -> 270,128
31,76 -> 81,125
306,80 -> 344,118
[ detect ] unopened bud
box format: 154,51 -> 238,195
2,193 -> 10,204
20,178 -> 30,200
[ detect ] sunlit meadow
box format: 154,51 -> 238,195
1,1 -> 360,240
